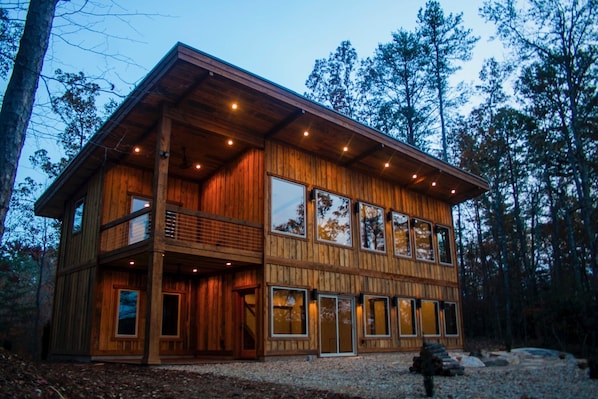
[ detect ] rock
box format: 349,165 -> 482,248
410,343 -> 465,376
459,355 -> 486,368
483,358 -> 509,367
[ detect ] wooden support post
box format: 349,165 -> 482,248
142,110 -> 171,365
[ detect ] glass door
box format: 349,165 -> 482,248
319,295 -> 355,356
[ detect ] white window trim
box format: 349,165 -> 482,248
363,295 -> 391,337
436,224 -> 454,266
392,212 -> 412,259
270,286 -> 309,338
398,298 -> 418,337
270,177 -> 307,239
115,289 -> 139,338
314,189 -> 353,248
443,301 -> 460,337
72,197 -> 85,235
358,202 -> 386,254
413,218 -> 435,263
420,300 -> 441,337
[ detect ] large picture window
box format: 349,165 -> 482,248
398,298 -> 417,337
72,198 -> 85,234
271,287 -> 307,337
315,190 -> 352,247
363,295 -> 390,337
436,225 -> 453,265
414,219 -> 434,262
161,293 -> 180,337
358,203 -> 386,252
443,302 -> 459,336
116,290 -> 139,336
421,300 -> 440,336
392,212 -> 411,257
271,177 -> 306,237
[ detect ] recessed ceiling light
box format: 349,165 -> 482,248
231,103 -> 238,110
225,262 -> 232,266
303,131 -> 309,137
227,139 -> 234,146
432,181 -> 437,187
192,268 -> 198,273
133,146 -> 141,153
195,163 -> 201,170
451,189 -> 456,194
129,260 -> 135,266
384,162 -> 390,168
343,146 -> 349,152
412,174 -> 417,179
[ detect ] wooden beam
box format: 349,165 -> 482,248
263,109 -> 305,139
142,109 -> 172,365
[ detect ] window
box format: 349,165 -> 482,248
162,293 -> 180,337
358,203 -> 386,252
414,219 -> 434,261
129,197 -> 151,244
116,290 -> 139,336
398,298 -> 417,337
72,198 -> 85,234
363,295 -> 390,337
392,212 -> 411,257
271,177 -> 306,237
421,300 -> 440,336
271,287 -> 308,337
443,302 -> 459,336
315,190 -> 352,247
436,225 -> 453,265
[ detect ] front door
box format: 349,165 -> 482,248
319,295 -> 356,356
237,290 -> 258,359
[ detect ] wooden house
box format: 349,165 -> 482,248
35,43 -> 488,364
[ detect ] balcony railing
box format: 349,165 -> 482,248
99,206 -> 263,255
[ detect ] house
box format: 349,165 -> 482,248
35,43 -> 488,364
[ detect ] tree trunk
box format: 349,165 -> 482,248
0,0 -> 57,242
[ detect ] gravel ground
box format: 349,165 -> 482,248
164,351 -> 598,399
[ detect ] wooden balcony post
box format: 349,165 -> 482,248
142,109 -> 171,365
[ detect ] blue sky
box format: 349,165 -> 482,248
16,1 -> 505,183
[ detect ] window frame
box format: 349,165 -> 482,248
129,196 -> 151,244
115,289 -> 139,338
314,189 -> 353,247
363,295 -> 390,337
270,286 -> 309,338
161,292 -> 181,338
72,197 -> 85,235
398,298 -> 418,337
443,301 -> 460,337
270,177 -> 307,238
420,299 -> 441,337
436,225 -> 453,266
358,202 -> 386,253
391,212 -> 412,258
413,218 -> 435,262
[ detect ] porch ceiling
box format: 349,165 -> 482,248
35,43 -> 488,219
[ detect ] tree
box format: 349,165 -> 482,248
0,0 -> 58,244
359,29 -> 432,148
417,0 -> 478,161
305,40 -> 361,118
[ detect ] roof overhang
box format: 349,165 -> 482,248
35,42 -> 488,219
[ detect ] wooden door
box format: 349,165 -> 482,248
236,290 -> 258,359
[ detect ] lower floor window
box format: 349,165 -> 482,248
162,293 -> 180,337
443,302 -> 459,336
421,300 -> 440,336
271,287 -> 307,336
398,298 -> 417,336
363,295 -> 390,337
116,290 -> 139,336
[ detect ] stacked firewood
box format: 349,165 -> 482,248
410,342 -> 465,376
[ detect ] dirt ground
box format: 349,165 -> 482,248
0,349 -> 358,399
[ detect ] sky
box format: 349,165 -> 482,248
15,0 -> 507,184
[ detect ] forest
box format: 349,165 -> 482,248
0,0 -> 596,361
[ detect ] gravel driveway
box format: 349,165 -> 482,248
164,351 -> 598,399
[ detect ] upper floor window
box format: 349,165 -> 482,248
315,190 -> 352,247
391,212 -> 411,258
129,197 -> 151,244
413,218 -> 434,262
363,295 -> 390,337
271,177 -> 306,238
116,289 -> 139,337
358,202 -> 386,253
271,287 -> 308,337
72,198 -> 85,234
436,225 -> 453,265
